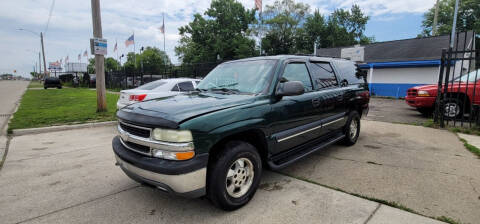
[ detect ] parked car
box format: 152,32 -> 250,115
43,77 -> 62,89
113,55 -> 370,210
89,74 -> 96,88
406,69 -> 480,118
116,78 -> 201,109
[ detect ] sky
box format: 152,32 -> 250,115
0,0 -> 436,77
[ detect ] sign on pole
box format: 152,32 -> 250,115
90,38 -> 107,55
341,46 -> 365,62
48,62 -> 62,71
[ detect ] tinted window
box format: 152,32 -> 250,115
137,81 -> 166,90
310,62 -> 337,89
171,84 -> 179,91
178,81 -> 195,91
334,61 -> 364,84
282,63 -> 313,91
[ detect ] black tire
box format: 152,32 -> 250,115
57,86 -> 62,89
342,111 -> 360,146
44,87 -> 47,89
443,98 -> 463,119
207,141 -> 262,211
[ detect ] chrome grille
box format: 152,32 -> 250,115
119,122 -> 151,138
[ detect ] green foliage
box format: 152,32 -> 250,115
137,47 -> 171,74
421,0 -> 480,36
88,57 -> 121,74
8,88 -> 119,131
175,0 -> 258,63
262,1 -> 373,55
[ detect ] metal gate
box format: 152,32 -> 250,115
435,31 -> 478,128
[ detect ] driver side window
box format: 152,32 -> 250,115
282,63 -> 313,92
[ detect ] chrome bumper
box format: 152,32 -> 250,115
115,155 -> 206,196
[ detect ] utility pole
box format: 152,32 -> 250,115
433,0 -> 440,35
38,52 -> 41,78
90,0 -> 107,112
450,0 -> 460,48
40,32 -> 48,77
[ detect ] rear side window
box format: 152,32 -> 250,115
282,63 -> 313,91
178,81 -> 195,92
310,62 -> 337,89
334,61 -> 364,84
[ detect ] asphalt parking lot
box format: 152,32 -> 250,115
365,97 -> 430,124
1,120 -> 478,223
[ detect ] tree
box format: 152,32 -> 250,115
261,0 -> 310,55
137,47 -> 171,74
88,57 -> 121,73
175,0 -> 257,63
421,0 -> 480,36
262,1 -> 372,54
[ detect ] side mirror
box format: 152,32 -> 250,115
276,81 -> 305,97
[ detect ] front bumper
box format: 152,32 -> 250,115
112,136 -> 208,198
405,96 -> 436,108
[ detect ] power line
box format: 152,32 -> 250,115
44,0 -> 56,35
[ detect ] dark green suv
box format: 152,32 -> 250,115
113,55 -> 369,210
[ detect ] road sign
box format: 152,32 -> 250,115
90,38 -> 107,55
341,46 -> 365,62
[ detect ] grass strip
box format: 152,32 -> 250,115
8,88 -> 119,132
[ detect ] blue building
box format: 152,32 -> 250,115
317,32 -> 475,98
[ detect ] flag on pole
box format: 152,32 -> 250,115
255,0 -> 262,12
114,41 -> 118,52
159,17 -> 165,34
83,50 -> 88,57
78,54 -> 81,61
125,34 -> 134,47
60,59 -> 62,64
65,56 -> 69,63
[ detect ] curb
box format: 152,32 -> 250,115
11,121 -> 118,136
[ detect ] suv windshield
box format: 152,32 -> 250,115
196,60 -> 277,94
453,69 -> 480,83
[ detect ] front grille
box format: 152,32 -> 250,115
120,122 -> 151,138
407,89 -> 417,97
124,141 -> 151,154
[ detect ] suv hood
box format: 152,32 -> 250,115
118,92 -> 255,125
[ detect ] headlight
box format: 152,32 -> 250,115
152,128 -> 193,143
417,90 -> 430,97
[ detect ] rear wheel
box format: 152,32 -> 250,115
207,141 -> 262,211
342,111 -> 360,146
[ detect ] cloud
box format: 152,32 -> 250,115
0,0 -> 435,77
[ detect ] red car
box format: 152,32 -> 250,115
406,69 -> 480,118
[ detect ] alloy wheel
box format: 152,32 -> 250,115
225,157 -> 254,198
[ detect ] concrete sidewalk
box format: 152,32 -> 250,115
0,80 -> 29,135
0,125 -> 444,224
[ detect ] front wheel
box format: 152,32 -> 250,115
443,98 -> 463,119
342,111 -> 360,146
207,141 -> 262,211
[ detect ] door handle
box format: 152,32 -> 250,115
312,98 -> 320,107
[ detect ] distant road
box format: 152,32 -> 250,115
0,80 -> 29,134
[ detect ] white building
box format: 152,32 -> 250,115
317,31 -> 475,98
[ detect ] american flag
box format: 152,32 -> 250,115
65,56 -> 69,63
125,34 -> 134,47
60,59 -> 62,64
78,54 -> 81,61
255,0 -> 262,12
114,42 -> 118,52
83,50 -> 88,57
159,14 -> 165,34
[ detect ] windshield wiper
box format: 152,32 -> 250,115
217,82 -> 239,88
210,88 -> 240,94
195,88 -> 208,92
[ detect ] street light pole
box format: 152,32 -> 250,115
90,0 -> 107,112
40,32 -> 48,77
450,0 -> 460,48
